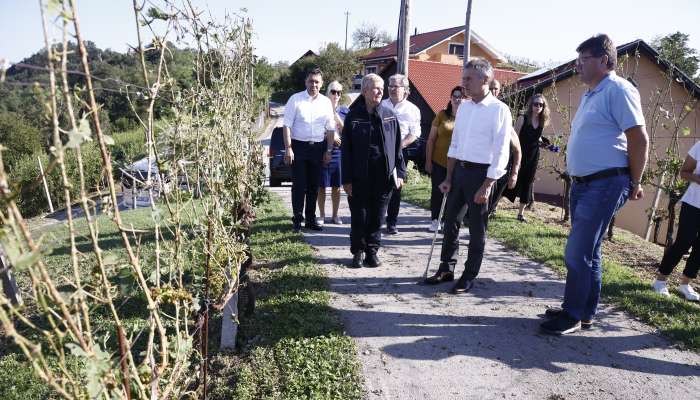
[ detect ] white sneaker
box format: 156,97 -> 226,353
652,280 -> 671,297
428,219 -> 439,232
331,217 -> 343,225
316,218 -> 325,227
678,284 -> 700,301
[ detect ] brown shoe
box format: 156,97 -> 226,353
424,271 -> 454,285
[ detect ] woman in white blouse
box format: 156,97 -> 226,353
652,141 -> 700,301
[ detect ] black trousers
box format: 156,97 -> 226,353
291,139 -> 325,224
385,149 -> 409,227
430,162 -> 448,220
438,163 -> 489,280
349,171 -> 391,255
659,201 -> 700,279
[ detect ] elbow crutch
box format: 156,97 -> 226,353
420,192 -> 447,281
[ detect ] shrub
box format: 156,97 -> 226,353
0,354 -> 53,400
0,111 -> 44,170
10,144 -> 103,217
111,128 -> 146,166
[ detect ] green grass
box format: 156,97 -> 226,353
208,193 -> 363,400
401,172 -> 700,350
3,192 -> 363,398
1,200 -> 198,399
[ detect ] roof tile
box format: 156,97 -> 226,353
408,60 -> 526,114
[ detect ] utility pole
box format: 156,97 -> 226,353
396,0 -> 410,76
344,11 -> 350,51
462,0 -> 473,86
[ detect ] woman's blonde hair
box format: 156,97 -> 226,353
326,80 -> 343,96
526,93 -> 550,128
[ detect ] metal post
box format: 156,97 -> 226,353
396,0 -> 410,76
344,11 -> 350,51
37,156 -> 54,213
462,0 -> 473,85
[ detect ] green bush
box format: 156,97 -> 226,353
111,128 -> 146,166
10,144 -> 103,217
0,354 -> 53,400
0,111 -> 44,171
9,127 -> 145,217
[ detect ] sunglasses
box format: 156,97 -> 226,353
533,102 -> 545,107
330,90 -> 342,96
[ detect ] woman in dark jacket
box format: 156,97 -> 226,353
503,93 -> 550,222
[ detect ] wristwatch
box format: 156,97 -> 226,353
630,180 -> 641,187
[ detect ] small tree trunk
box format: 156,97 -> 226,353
653,216 -> 662,244
562,173 -> 572,222
607,216 -> 616,240
665,194 -> 680,249
526,185 -> 535,210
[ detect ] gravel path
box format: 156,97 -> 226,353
269,186 -> 700,400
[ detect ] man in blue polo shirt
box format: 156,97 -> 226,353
541,34 -> 649,335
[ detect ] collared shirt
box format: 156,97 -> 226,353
447,92 -> 512,180
283,90 -> 335,142
681,141 -> 700,209
380,98 -> 421,140
567,72 -> 645,177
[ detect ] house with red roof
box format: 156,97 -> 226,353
503,39 -> 700,240
378,59 -> 526,142
360,25 -> 507,75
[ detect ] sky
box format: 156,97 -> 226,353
1,0 -> 699,68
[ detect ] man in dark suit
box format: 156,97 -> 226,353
341,74 -> 406,268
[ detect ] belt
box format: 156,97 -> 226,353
292,139 -> 325,145
458,160 -> 490,169
571,167 -> 629,184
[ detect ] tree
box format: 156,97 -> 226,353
0,111 -> 43,170
315,43 -> 361,89
272,43 -> 361,101
352,22 -> 393,49
651,32 -> 699,79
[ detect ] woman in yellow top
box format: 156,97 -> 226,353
424,86 -> 466,232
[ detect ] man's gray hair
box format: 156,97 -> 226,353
361,73 -> 384,92
389,74 -> 410,93
466,57 -> 494,83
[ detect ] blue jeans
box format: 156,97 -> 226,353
562,174 -> 630,321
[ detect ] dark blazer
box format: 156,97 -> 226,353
341,95 -> 406,186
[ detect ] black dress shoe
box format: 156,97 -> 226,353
385,225 -> 398,235
540,311 -> 581,335
349,253 -> 363,269
364,253 -> 382,268
305,222 -> 323,231
544,307 -> 593,329
450,277 -> 474,294
424,271 -> 454,285
292,221 -> 301,232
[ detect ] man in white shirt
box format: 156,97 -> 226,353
423,58 -> 512,294
283,68 -> 336,232
380,74 -> 421,234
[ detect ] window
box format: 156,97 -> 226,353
365,66 -> 377,74
448,43 -> 464,58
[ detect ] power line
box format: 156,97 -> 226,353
5,62 -> 152,92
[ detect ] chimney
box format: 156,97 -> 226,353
414,27 -> 418,35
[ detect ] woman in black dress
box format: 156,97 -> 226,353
503,93 -> 550,222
